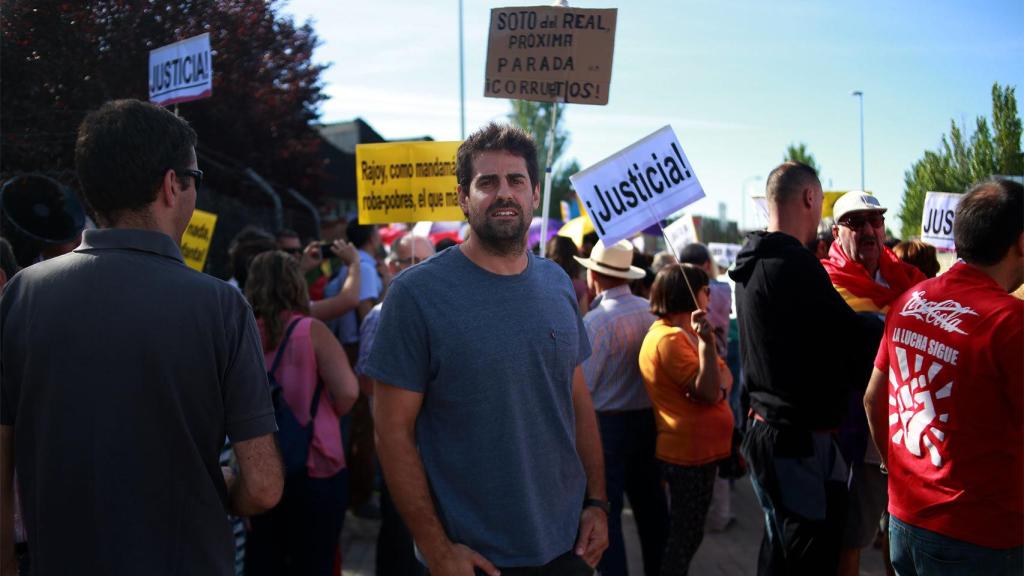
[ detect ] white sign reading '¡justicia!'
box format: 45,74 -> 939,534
570,125 -> 705,246
149,33 -> 213,107
920,191 -> 961,251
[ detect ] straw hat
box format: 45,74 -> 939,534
573,239 -> 645,280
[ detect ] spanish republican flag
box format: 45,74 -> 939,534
822,242 -> 927,313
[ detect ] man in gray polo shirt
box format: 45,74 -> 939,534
0,99 -> 283,575
368,123 -> 608,575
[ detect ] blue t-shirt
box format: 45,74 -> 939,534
325,249 -> 382,344
364,247 -> 591,566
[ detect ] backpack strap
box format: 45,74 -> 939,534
270,316 -> 325,421
269,317 -> 304,379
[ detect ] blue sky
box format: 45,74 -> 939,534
281,0 -> 1023,230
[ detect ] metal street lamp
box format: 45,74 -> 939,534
459,0 -> 465,139
852,90 -> 865,191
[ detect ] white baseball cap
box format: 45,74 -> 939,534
833,191 -> 887,222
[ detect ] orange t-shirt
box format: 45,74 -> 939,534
639,318 -> 734,466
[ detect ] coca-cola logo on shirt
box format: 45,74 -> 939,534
898,291 -> 978,335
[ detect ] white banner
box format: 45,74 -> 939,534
570,125 -> 705,245
708,242 -> 742,270
149,33 -> 213,106
663,214 -> 698,253
920,191 -> 961,251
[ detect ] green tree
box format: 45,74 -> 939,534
1,0 -> 328,200
898,83 -> 1022,238
783,142 -> 821,173
507,100 -> 579,217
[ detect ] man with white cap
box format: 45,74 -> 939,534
826,191 -> 925,311
822,191 -> 925,576
577,240 -> 668,576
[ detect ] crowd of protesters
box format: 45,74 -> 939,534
0,98 -> 1021,576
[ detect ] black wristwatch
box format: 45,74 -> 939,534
583,498 -> 610,515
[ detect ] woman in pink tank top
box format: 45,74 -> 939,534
244,250 -> 359,576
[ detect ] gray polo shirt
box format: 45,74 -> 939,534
0,228 -> 276,575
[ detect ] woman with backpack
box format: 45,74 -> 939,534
244,250 -> 359,576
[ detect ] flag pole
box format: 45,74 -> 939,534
538,98 -> 560,258
645,202 -> 698,304
538,0 -> 571,258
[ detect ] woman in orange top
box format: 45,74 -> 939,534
639,264 -> 733,576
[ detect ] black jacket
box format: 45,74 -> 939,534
729,231 -> 876,430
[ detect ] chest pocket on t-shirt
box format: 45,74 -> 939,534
544,325 -> 579,381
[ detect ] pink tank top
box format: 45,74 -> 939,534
262,313 -> 346,478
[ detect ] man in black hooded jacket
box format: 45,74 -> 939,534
729,162 -> 875,576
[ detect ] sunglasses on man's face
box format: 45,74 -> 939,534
839,213 -> 884,229
176,168 -> 204,190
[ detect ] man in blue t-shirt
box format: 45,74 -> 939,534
366,122 -> 608,575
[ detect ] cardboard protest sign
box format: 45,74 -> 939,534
357,141 -> 464,224
485,6 -> 617,105
180,209 -> 217,272
921,191 -> 961,251
663,214 -> 698,252
149,33 -> 213,106
570,126 -> 705,245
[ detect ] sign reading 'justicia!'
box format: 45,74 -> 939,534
149,33 -> 213,107
570,126 -> 705,245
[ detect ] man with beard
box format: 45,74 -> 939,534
366,123 -> 608,576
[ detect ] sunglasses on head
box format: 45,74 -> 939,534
839,212 -> 884,229
176,168 -> 204,190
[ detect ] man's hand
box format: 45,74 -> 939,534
299,241 -> 324,273
426,542 -> 500,576
574,506 -> 608,567
331,240 -> 359,266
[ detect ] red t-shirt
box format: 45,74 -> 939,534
874,262 -> 1023,548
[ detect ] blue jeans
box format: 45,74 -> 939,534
889,515 -> 1023,575
596,409 -> 668,576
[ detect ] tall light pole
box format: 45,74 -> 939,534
852,90 -> 864,191
458,0 -> 466,139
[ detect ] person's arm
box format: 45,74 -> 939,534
373,382 -> 499,576
310,242 -> 361,322
376,259 -> 393,301
356,298 -> 376,324
311,319 -> 359,415
1,426 -> 14,576
863,367 -> 890,468
226,434 -> 284,516
690,309 -> 723,403
571,366 -> 608,567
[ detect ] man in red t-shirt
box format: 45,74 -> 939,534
864,179 -> 1023,575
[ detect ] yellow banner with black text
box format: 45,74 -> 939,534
356,141 -> 465,224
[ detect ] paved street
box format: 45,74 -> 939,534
341,477 -> 887,575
